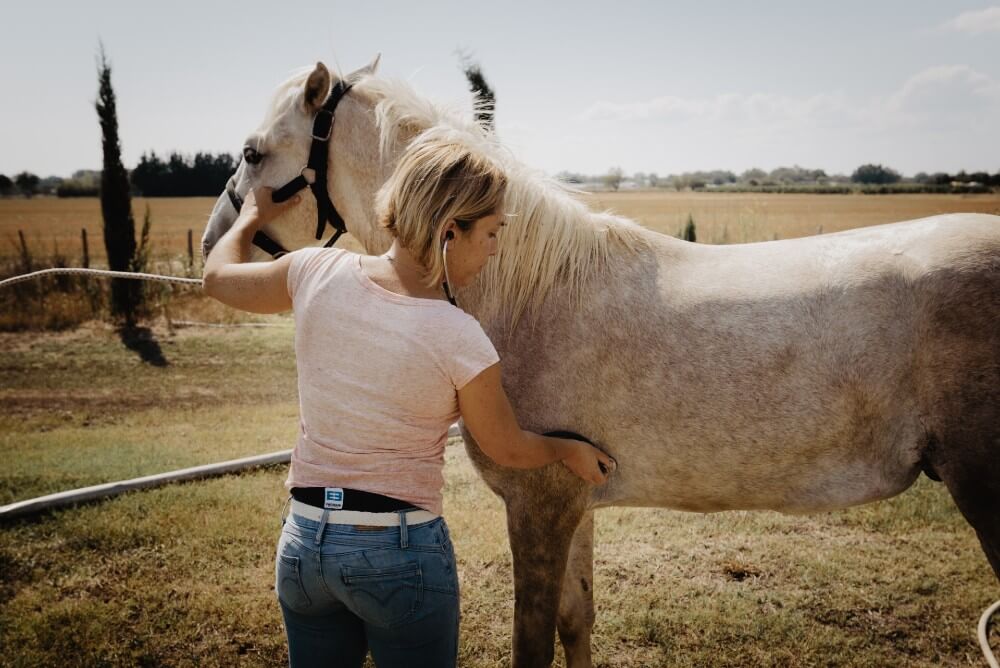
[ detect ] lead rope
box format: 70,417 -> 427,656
981,599 -> 1000,668
0,267 -> 202,289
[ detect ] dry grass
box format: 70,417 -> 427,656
584,191 -> 1000,243
0,196 -> 367,264
1,325 -> 997,667
0,197 -> 369,331
3,192 -> 998,263
0,197 -> 216,262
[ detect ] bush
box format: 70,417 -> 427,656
851,164 -> 901,185
57,181 -> 100,198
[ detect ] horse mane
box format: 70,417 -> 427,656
357,75 -> 651,331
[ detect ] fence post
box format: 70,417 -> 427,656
81,228 -> 90,268
187,228 -> 194,272
17,230 -> 31,272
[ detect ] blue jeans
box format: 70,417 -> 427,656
275,508 -> 460,667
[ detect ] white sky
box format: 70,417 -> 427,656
2,0 -> 998,178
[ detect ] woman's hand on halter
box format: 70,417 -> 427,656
235,187 -> 301,231
202,187 -> 302,314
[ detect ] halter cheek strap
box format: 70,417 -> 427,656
225,79 -> 354,259
270,79 -> 353,250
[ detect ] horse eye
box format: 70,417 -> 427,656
243,146 -> 264,165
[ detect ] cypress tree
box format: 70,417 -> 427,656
683,214 -> 697,242
96,45 -> 141,325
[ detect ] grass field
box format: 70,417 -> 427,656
0,197 -> 219,262
2,193 -> 999,666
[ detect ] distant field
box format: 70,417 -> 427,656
0,197 -> 219,262
2,192 -> 998,263
583,191 -> 1000,243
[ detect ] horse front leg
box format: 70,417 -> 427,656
557,510 -> 595,668
505,484 -> 589,668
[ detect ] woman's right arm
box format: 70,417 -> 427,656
202,187 -> 300,313
457,362 -> 613,485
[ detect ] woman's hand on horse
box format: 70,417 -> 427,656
559,440 -> 615,485
236,187 -> 301,230
458,364 -> 614,484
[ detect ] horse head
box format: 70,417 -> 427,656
201,56 -> 646,333
201,56 -> 390,262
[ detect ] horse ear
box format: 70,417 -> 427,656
303,62 -> 331,112
346,53 -> 381,83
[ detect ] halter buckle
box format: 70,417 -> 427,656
311,109 -> 334,141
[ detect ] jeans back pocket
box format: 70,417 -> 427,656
341,559 -> 423,628
276,554 -> 312,612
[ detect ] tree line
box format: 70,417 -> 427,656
3,159 -> 998,198
129,151 -> 237,197
1,151 -> 238,198
572,164 -> 1000,193
564,164 -> 1000,192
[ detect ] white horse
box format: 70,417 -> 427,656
202,59 -> 1000,667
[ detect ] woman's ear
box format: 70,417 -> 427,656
440,221 -> 457,246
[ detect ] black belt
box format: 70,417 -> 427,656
291,487 -> 417,513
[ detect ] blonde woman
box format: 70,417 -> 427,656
203,138 -> 611,667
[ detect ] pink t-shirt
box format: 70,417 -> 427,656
284,247 -> 499,515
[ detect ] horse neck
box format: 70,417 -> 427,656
462,202 -> 644,339
332,94 -> 396,255
340,88 -> 648,333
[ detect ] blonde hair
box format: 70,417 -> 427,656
375,138 -> 507,288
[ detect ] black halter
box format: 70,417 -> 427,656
226,79 -> 354,258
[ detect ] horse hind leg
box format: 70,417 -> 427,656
557,511 -> 595,668
918,256 -> 1000,579
925,411 -> 1000,580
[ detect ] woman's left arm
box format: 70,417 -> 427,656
203,188 -> 300,313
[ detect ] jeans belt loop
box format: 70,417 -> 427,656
398,509 -> 409,549
280,495 -> 291,528
314,508 -> 330,545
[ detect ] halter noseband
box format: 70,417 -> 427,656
225,79 -> 354,258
